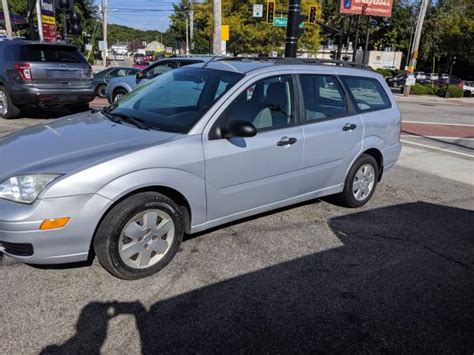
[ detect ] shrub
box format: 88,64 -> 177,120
436,85 -> 464,98
375,68 -> 393,77
410,83 -> 435,95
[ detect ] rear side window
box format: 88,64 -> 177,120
300,75 -> 347,122
20,45 -> 86,63
341,76 -> 391,112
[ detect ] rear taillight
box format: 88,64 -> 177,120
14,63 -> 32,81
86,65 -> 93,80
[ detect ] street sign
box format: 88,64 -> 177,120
98,40 -> 107,51
273,17 -> 304,28
406,75 -> 416,86
253,4 -> 263,18
221,25 -> 229,41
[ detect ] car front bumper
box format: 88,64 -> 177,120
0,194 -> 111,264
9,86 -> 96,107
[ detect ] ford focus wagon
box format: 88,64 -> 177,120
0,58 -> 401,279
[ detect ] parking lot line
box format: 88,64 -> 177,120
403,121 -> 474,127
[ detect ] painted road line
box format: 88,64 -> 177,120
401,139 -> 474,158
401,135 -> 474,140
403,121 -> 474,127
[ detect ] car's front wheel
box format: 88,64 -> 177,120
112,88 -> 128,102
94,192 -> 184,279
0,86 -> 20,119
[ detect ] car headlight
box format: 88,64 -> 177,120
0,174 -> 61,204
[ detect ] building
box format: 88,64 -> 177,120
145,41 -> 165,53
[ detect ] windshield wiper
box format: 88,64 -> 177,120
101,107 -> 152,131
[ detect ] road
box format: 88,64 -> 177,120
0,97 -> 473,354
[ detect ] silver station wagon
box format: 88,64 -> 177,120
0,58 -> 401,279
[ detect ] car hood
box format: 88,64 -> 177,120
0,111 -> 177,181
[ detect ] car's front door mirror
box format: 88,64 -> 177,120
222,120 -> 257,139
136,71 -> 145,81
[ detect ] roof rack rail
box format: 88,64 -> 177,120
218,57 -> 372,70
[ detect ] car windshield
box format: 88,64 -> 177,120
107,67 -> 244,133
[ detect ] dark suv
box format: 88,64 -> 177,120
0,39 -> 95,119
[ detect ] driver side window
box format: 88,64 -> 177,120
218,75 -> 294,132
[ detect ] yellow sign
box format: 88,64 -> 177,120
42,15 -> 56,25
221,25 -> 229,41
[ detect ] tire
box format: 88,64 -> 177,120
96,84 -> 107,98
94,192 -> 184,280
0,86 -> 20,119
331,154 -> 379,208
112,88 -> 128,103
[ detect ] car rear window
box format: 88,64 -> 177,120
20,45 -> 86,63
341,76 -> 391,112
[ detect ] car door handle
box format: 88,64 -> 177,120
277,137 -> 297,146
342,123 -> 357,131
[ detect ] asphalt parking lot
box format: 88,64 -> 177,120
0,98 -> 473,354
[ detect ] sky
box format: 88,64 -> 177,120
95,0 -> 178,32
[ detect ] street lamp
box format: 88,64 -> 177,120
444,55 -> 457,98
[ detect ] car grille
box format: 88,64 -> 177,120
0,241 -> 34,256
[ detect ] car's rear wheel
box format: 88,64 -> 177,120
331,154 -> 379,208
112,88 -> 128,102
96,84 -> 107,98
94,192 -> 184,280
0,86 -> 20,119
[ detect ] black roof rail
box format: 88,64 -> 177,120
217,57 -> 372,70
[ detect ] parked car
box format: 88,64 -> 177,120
386,72 -> 407,87
427,73 -> 439,81
0,39 -> 94,119
463,81 -> 474,96
92,67 -> 140,98
114,54 -> 125,61
414,71 -> 426,81
0,58 -> 401,279
106,57 -> 207,103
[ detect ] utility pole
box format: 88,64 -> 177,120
403,0 -> 429,96
102,0 -> 108,67
185,15 -> 190,55
352,15 -> 361,62
35,0 -> 44,41
362,16 -> 371,64
285,0 -> 302,58
213,0 -> 222,55
1,0 -> 13,37
189,4 -> 194,51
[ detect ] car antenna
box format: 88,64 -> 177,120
202,56 -> 220,69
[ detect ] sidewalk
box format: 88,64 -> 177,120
395,94 -> 474,106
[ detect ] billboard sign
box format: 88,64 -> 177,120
41,0 -> 57,42
340,0 -> 394,18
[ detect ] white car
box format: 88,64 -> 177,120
115,54 -> 125,61
427,73 -> 439,81
414,72 -> 426,80
464,81 -> 474,95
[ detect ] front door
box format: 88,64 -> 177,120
203,75 -> 304,223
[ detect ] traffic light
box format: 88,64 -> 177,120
267,1 -> 275,24
309,5 -> 317,24
70,11 -> 82,35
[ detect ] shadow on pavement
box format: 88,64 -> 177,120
41,202 -> 474,353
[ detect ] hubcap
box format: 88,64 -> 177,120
118,210 -> 175,269
352,164 -> 375,201
114,93 -> 124,102
0,91 -> 8,116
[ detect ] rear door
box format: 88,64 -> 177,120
298,74 -> 363,195
21,44 -> 92,89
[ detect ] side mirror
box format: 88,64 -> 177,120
136,71 -> 144,80
223,120 -> 257,138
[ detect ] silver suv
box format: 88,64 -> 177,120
0,58 -> 401,279
0,39 -> 94,118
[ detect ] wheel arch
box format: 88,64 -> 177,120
361,148 -> 384,181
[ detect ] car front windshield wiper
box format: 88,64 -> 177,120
101,107 -> 154,131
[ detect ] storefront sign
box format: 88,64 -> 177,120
41,0 -> 57,42
340,0 -> 393,18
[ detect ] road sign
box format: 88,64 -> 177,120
41,0 -> 56,42
221,25 -> 229,41
253,4 -> 263,18
98,40 -> 107,51
273,17 -> 304,28
406,75 -> 416,86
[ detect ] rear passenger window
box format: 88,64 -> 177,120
341,76 -> 391,112
300,75 -> 347,122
